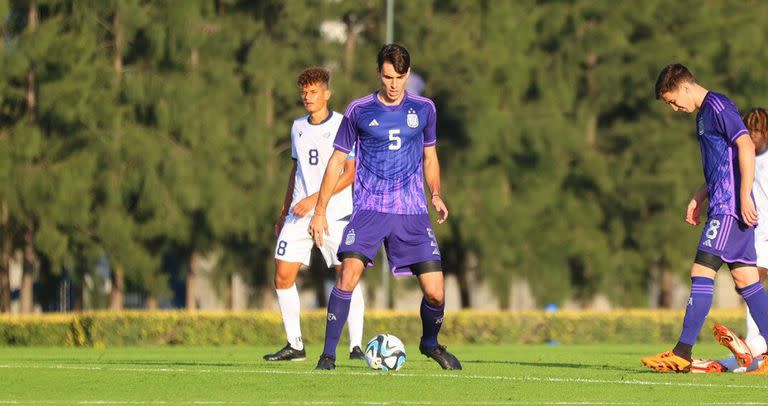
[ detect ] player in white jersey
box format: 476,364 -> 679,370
264,67 -> 366,362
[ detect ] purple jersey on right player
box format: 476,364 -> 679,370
333,91 -> 437,215
696,92 -> 750,222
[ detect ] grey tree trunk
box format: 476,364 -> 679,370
108,266 -> 125,310
186,251 -> 199,311
0,202 -> 12,312
146,294 -> 158,311
20,226 -> 37,314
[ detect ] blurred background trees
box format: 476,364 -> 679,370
1,0 -> 767,312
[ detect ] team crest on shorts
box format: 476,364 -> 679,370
407,108 -> 419,128
345,229 -> 356,245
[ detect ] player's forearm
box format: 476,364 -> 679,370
331,161 -> 355,195
423,155 -> 442,197
693,184 -> 708,203
315,155 -> 345,216
280,165 -> 297,216
738,139 -> 756,199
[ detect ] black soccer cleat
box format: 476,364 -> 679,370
263,342 -> 306,361
315,354 -> 336,370
420,344 -> 462,370
349,345 -> 365,360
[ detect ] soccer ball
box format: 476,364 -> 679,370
364,334 -> 406,371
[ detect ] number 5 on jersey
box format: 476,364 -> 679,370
388,129 -> 401,151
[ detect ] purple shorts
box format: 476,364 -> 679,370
697,214 -> 756,264
337,210 -> 441,276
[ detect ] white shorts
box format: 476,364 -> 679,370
274,214 -> 348,267
757,238 -> 768,269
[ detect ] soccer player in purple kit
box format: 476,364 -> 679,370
642,64 -> 768,372
308,44 -> 461,370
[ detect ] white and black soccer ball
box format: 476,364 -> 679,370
364,334 -> 406,371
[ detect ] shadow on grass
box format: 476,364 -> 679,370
461,359 -> 644,373
4,358 -> 374,371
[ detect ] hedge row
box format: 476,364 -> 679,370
0,309 -> 750,347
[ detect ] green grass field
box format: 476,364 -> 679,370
0,344 -> 766,404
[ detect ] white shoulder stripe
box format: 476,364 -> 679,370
711,97 -> 725,111
705,100 -> 723,113
409,94 -> 437,113
344,94 -> 375,116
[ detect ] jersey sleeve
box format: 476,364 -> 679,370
290,122 -> 298,160
347,144 -> 356,159
334,109 -> 358,153
716,108 -> 749,144
423,102 -> 437,147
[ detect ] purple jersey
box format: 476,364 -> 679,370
696,92 -> 750,221
333,91 -> 437,214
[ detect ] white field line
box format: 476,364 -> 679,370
0,402 -> 695,405
1,402 -> 768,405
1,363 -> 768,391
0,400 -> 765,406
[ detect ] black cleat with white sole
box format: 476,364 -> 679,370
263,343 -> 306,361
315,354 -> 336,370
349,346 -> 365,360
420,344 -> 462,370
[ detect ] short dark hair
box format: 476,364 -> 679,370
297,67 -> 330,88
377,44 -> 410,74
655,64 -> 695,99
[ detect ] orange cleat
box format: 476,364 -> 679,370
747,355 -> 768,375
641,350 -> 692,373
712,324 -> 753,368
690,358 -> 725,373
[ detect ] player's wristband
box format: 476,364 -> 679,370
431,194 -> 441,198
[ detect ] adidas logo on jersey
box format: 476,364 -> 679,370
368,119 -> 379,127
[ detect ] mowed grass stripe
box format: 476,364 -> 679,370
2,363 -> 768,390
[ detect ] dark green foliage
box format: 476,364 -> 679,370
1,0 -> 767,309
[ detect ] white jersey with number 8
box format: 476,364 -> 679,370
290,112 -> 353,222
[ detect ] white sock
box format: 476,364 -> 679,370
746,306 -> 767,355
276,285 -> 303,350
347,282 -> 365,351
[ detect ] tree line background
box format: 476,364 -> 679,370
1,0 -> 767,313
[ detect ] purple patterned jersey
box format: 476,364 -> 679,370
333,91 -> 437,214
696,92 -> 750,221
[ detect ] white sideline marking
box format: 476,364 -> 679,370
3,402 -> 768,406
2,363 -> 768,391
0,402 -> 663,405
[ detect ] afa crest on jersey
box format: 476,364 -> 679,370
345,229 -> 356,245
407,108 -> 419,128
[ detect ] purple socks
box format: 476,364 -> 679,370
321,287 -> 352,359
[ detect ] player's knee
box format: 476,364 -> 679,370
424,291 -> 444,307
274,275 -> 293,290
274,269 -> 296,289
336,271 -> 358,291
336,275 -> 360,292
